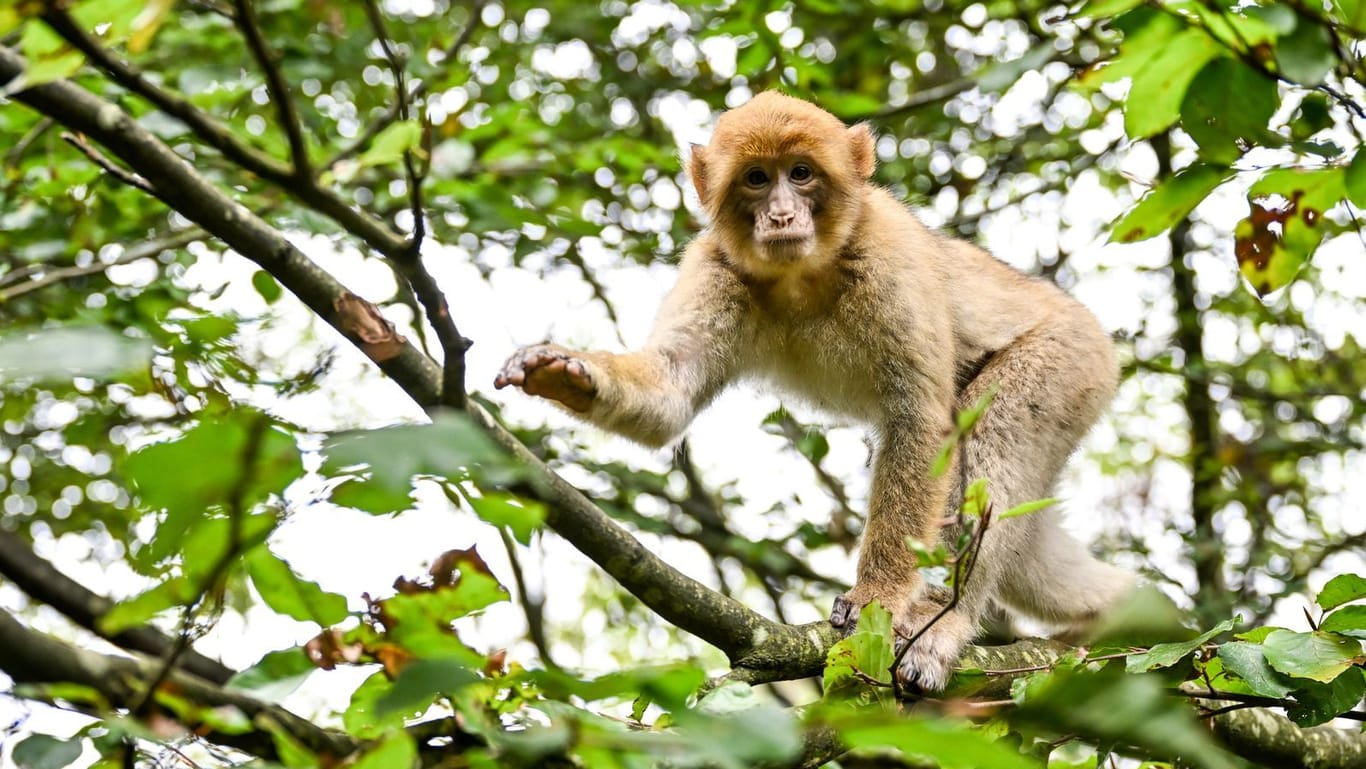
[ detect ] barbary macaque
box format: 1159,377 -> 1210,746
495,92 -> 1133,690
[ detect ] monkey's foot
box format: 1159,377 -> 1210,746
892,606 -> 974,693
494,345 -> 596,413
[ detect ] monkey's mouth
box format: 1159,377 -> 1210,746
753,218 -> 815,247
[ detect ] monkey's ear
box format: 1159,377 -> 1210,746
848,123 -> 876,179
688,143 -> 710,206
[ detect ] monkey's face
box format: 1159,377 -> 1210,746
735,158 -> 821,260
688,92 -> 876,272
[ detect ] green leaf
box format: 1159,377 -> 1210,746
1276,15 -> 1337,86
1110,163 -> 1227,243
323,411 -> 518,514
359,121 -> 423,169
1261,629 -> 1363,682
0,326 -> 152,384
1074,0 -> 1143,19
1216,642 -> 1294,698
1124,29 -> 1220,139
1236,166 -> 1346,296
1320,605 -> 1366,639
464,491 -> 546,545
377,658 -> 480,716
251,270 -> 283,304
1286,667 -> 1366,726
838,717 -> 1036,769
1319,573 -> 1366,610
824,601 -> 896,707
12,734 -> 83,769
678,684 -> 802,767
14,24 -> 83,90
1127,618 -> 1237,673
1016,667 -> 1240,769
351,731 -> 417,769
97,577 -> 196,635
1345,150 -> 1366,208
344,671 -> 407,739
1179,59 -> 1280,164
976,42 -> 1054,93
228,647 -> 316,699
1328,0 -> 1366,31
998,497 -> 1057,521
244,546 -> 350,625
128,415 -> 300,563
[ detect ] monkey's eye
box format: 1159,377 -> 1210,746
790,164 -> 813,183
744,168 -> 769,187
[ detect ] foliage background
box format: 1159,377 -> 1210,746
0,0 -> 1364,767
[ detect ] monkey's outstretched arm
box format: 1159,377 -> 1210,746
495,254 -> 746,447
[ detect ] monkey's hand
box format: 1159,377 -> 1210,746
891,602 -> 975,693
494,344 -> 597,413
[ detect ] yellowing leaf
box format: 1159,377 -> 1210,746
1235,167 -> 1346,296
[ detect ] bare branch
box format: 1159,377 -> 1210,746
0,229 -> 203,301
0,607 -> 352,761
0,529 -> 232,684
62,131 -> 155,192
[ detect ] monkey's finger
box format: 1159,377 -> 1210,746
829,595 -> 859,629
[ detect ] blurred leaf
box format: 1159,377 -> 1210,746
464,491 -> 545,545
1328,0 -> 1366,30
1016,667 -> 1239,769
976,42 -> 1053,93
0,326 -> 152,384
377,658 -> 479,717
252,270 -> 283,304
323,411 -> 519,514
351,731 -> 417,769
359,121 -> 423,169
244,546 -> 350,625
1179,59 -> 1279,164
98,576 -> 197,635
229,647 -> 316,698
1086,586 -> 1193,648
1127,618 -> 1237,673
345,671 -> 407,739
1075,0 -> 1143,19
1111,164 -> 1227,243
1261,629 -> 1363,682
14,24 -> 83,90
838,717 -> 1034,769
12,734 -> 83,769
1276,16 -> 1336,86
1345,150 -> 1366,208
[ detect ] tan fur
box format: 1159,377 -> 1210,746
495,92 -> 1132,691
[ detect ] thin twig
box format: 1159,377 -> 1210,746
498,528 -> 557,669
61,131 -> 154,193
0,229 -> 203,301
232,0 -> 311,177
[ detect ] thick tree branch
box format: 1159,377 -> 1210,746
0,608 -> 353,761
0,529 -> 233,685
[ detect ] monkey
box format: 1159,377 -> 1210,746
494,91 -> 1134,691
